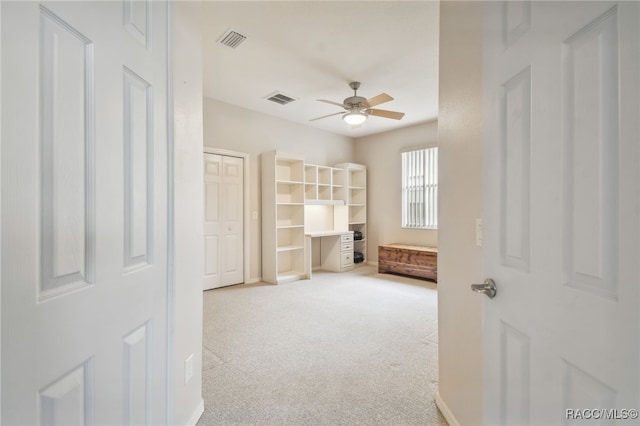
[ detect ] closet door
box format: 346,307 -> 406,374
203,153 -> 244,290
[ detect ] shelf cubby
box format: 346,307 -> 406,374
277,182 -> 304,204
318,184 -> 332,201
277,227 -> 304,250
276,158 -> 304,182
349,205 -> 367,224
350,187 -> 366,205
277,249 -> 305,280
276,204 -> 304,227
304,165 -> 317,184
318,166 -> 332,186
304,184 -> 317,201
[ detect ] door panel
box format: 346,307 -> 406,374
1,2 -> 169,424
483,1 -> 639,424
203,154 -> 222,289
123,67 -> 153,269
221,156 -> 244,285
40,5 -> 94,298
204,236 -> 219,275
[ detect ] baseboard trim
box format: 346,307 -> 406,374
246,277 -> 262,284
186,398 -> 204,426
436,392 -> 460,426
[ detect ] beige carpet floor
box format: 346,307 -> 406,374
198,264 -> 448,426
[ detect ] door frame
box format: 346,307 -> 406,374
166,1 -> 175,423
203,147 -> 250,284
0,1 -> 3,420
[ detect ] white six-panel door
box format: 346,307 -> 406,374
1,1 -> 170,424
483,1 -> 639,424
203,153 -> 244,290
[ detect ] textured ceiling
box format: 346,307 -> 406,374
202,1 -> 440,138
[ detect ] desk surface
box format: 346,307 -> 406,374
305,230 -> 353,237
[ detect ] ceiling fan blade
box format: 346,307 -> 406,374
364,93 -> 393,108
309,111 -> 344,122
368,109 -> 405,120
317,99 -> 347,108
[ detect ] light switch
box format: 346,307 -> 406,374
475,218 -> 483,247
252,211 -> 258,220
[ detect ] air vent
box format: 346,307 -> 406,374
218,29 -> 247,49
265,92 -> 296,105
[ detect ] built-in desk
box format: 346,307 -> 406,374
305,231 -> 354,278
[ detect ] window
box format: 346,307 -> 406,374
402,147 -> 438,229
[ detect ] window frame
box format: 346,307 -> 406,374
401,147 -> 438,230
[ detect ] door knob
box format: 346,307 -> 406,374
471,278 -> 497,299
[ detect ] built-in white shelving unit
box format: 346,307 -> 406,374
262,151 -> 307,284
262,152 -> 366,284
334,162 -> 367,265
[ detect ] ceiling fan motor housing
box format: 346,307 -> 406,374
344,96 -> 368,110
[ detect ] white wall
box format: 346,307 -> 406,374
173,2 -> 204,424
203,97 -> 355,282
436,2 -> 483,425
354,121 -> 439,261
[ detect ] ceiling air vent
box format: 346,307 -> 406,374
265,92 -> 296,106
218,29 -> 247,49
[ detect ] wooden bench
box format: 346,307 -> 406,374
378,243 -> 438,282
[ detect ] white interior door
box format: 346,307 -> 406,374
203,153 -> 244,290
2,1 -> 170,424
483,1 -> 639,424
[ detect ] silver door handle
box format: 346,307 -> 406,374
471,278 -> 497,299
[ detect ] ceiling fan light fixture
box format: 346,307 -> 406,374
342,111 -> 367,126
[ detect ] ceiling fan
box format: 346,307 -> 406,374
310,82 -> 405,126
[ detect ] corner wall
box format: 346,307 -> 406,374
203,97 -> 355,282
354,121 -> 439,260
173,2 -> 204,424
437,1 -> 484,425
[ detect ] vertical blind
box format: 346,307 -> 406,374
402,147 -> 438,229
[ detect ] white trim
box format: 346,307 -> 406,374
185,398 -> 204,426
203,147 -> 251,284
435,392 -> 460,426
0,0 -> 3,420
166,1 -> 175,424
246,277 -> 262,284
368,261 -> 379,267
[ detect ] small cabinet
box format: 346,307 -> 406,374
313,231 -> 355,273
339,232 -> 354,270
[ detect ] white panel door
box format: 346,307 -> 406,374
203,153 -> 243,290
1,1 -> 169,424
483,1 -> 639,425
